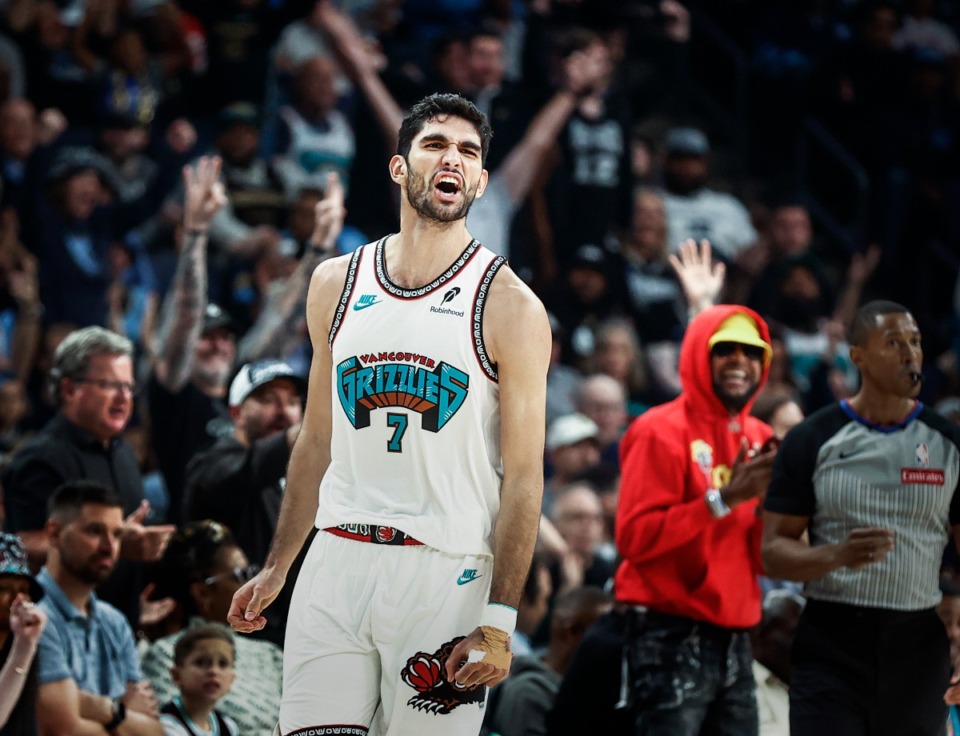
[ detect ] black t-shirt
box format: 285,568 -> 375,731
183,432 -> 308,646
2,413 -> 144,530
1,412 -> 146,624
147,375 -> 231,526
183,434 -> 288,567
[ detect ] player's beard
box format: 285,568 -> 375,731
406,168 -> 478,224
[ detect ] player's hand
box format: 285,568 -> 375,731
445,626 -> 512,689
228,566 -> 286,633
834,527 -> 895,570
720,437 -> 776,508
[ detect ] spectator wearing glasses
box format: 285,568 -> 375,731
614,305 -> 777,735
1,327 -> 174,623
141,520 -> 282,736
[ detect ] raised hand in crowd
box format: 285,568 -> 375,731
668,238 -> 726,318
0,594 -> 46,728
183,155 -> 227,232
36,107 -> 67,146
9,593 -> 46,642
563,37 -> 612,98
237,171 -> 344,363
661,0 -> 691,43
120,500 -> 175,563
309,171 -> 346,254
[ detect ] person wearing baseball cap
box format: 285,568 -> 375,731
661,125 -> 758,262
614,304 -> 776,735
544,413 -> 602,513
183,360 -> 305,645
0,533 -> 47,731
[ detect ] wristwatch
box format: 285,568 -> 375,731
105,698 -> 126,732
705,488 -> 731,519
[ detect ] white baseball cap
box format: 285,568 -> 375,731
546,413 -> 600,452
228,360 -> 305,408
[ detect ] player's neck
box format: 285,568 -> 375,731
847,389 -> 917,427
387,222 -> 473,288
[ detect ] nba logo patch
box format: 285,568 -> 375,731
915,443 -> 929,468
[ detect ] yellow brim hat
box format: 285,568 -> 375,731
708,313 -> 772,366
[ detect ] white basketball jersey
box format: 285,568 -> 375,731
317,236 -> 506,555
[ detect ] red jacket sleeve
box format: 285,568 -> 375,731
616,416 -> 716,564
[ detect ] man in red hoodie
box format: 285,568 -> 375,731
615,304 -> 777,735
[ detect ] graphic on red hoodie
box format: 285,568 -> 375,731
614,305 -> 774,628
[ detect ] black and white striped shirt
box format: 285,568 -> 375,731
766,401 -> 960,610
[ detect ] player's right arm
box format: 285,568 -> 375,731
227,255 -> 349,633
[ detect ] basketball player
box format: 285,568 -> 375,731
227,93 -> 551,736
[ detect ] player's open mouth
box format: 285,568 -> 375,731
434,173 -> 462,202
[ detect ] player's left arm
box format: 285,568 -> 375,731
445,266 -> 551,689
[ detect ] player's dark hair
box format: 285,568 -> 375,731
173,624 -> 235,666
849,300 -> 911,347
47,480 -> 123,523
396,93 -> 492,165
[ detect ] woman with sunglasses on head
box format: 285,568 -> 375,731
140,521 -> 282,736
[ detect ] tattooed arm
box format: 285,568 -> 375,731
238,172 -> 345,363
153,157 -> 227,391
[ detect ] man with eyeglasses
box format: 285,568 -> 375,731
613,305 -> 777,735
2,326 -> 175,624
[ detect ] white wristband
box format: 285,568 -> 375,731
479,602 -> 517,635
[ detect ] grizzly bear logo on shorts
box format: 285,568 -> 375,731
400,637 -> 485,714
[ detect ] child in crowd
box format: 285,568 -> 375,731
160,625 -> 240,736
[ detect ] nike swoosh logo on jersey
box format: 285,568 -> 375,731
457,569 -> 482,585
838,449 -> 862,459
353,295 -> 382,311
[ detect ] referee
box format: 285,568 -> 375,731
762,300 -> 960,736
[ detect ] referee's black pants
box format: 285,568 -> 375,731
790,599 -> 950,736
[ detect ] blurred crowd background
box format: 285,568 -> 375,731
1,0 -> 960,734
